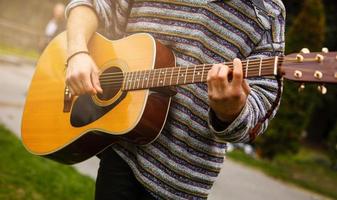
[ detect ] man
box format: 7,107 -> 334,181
39,3 -> 66,51
65,0 -> 285,199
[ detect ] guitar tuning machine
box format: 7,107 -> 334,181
317,85 -> 327,95
298,83 -> 305,92
322,47 -> 329,53
300,48 -> 310,54
315,54 -> 324,62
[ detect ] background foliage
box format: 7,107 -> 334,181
255,0 -> 337,163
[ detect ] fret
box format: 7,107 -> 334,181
156,68 -> 162,87
160,68 -> 165,86
128,71 -> 134,90
192,65 -> 196,83
146,69 -> 152,88
185,66 -> 194,84
123,72 -> 128,90
176,67 -> 181,85
183,67 -> 188,84
151,69 -> 156,87
245,59 -> 249,78
169,67 -> 174,86
136,71 -> 141,89
133,71 -> 139,90
141,70 -> 146,89
194,65 -> 203,83
258,57 -> 262,76
163,68 -> 169,86
201,64 -> 206,82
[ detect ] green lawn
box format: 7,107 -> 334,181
0,43 -> 39,60
0,126 -> 95,200
227,149 -> 337,199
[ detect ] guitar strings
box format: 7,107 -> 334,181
97,61 -> 278,84
98,66 -> 279,86
98,65 -> 277,89
97,61 -> 280,82
99,66 -> 277,85
99,66 -> 277,87
98,60 -> 278,79
97,56 -> 283,78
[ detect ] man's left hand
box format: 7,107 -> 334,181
207,58 -> 251,123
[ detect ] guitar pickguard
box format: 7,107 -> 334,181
70,92 -> 127,127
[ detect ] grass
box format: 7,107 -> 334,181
227,148 -> 337,199
0,43 -> 39,60
0,125 -> 95,200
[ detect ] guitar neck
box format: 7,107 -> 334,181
99,56 -> 281,91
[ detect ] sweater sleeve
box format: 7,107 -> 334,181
207,1 -> 285,143
65,0 -> 132,38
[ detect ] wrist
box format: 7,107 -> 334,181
65,50 -> 90,67
213,106 -> 244,123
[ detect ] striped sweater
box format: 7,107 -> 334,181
66,0 -> 285,199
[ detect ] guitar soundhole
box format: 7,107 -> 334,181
97,67 -> 123,101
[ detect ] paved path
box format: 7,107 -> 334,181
0,56 -> 329,200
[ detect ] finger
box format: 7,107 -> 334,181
217,64 -> 229,88
68,85 -> 76,96
232,58 -> 243,87
67,78 -> 81,95
242,80 -> 251,95
91,70 -> 103,94
207,64 -> 221,93
81,78 -> 95,95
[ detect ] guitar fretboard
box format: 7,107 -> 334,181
100,56 -> 281,91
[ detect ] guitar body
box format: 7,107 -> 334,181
21,32 -> 175,164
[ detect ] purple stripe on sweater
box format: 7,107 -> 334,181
208,1 -> 265,35
132,1 -> 262,42
174,87 -> 208,110
174,50 -> 203,64
127,28 -> 234,62
161,129 -> 225,163
151,140 -> 220,177
138,149 -> 212,189
171,102 -> 208,128
128,16 -> 251,58
167,118 -> 227,149
264,0 -> 283,11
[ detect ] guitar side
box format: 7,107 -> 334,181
21,32 -> 174,164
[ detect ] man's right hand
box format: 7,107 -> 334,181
65,53 -> 103,96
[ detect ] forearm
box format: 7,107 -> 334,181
67,6 -> 98,56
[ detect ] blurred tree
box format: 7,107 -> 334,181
305,0 -> 337,152
328,123 -> 337,169
286,0 -> 326,52
255,0 -> 326,159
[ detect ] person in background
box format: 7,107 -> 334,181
39,3 -> 66,51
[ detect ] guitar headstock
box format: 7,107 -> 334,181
279,48 -> 337,93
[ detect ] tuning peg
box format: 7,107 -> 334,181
322,47 -> 329,53
298,83 -> 305,92
317,85 -> 327,95
300,48 -> 310,54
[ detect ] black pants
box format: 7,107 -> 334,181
95,147 -> 156,200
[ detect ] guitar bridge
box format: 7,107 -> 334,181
63,86 -> 74,113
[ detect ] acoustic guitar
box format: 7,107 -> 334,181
21,32 -> 337,164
